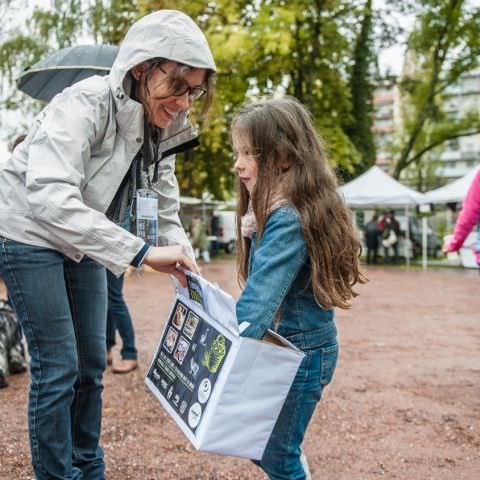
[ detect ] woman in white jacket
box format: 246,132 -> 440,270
0,10 -> 215,479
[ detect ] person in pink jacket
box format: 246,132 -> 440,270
443,169 -> 480,265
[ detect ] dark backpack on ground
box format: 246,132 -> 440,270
0,300 -> 27,388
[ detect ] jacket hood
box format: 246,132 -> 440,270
109,10 -> 216,99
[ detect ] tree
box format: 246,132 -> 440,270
345,0 -> 376,179
139,0 -> 365,197
393,0 -> 480,179
246,0 -> 361,174
174,0 -> 366,196
89,0 -> 138,44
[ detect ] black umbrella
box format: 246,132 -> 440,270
16,44 -> 118,102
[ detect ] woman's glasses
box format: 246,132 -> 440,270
158,65 -> 206,101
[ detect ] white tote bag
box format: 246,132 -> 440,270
145,272 -> 304,459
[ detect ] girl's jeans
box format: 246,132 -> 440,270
0,238 -> 107,480
255,341 -> 339,480
106,270 -> 137,360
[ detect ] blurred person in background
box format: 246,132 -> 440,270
364,214 -> 381,264
191,215 -> 211,263
443,169 -> 480,267
381,210 -> 400,264
106,270 -> 138,374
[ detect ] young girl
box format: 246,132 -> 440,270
233,97 -> 365,479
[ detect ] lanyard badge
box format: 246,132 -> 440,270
136,188 -> 158,246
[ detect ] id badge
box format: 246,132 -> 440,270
136,189 -> 158,246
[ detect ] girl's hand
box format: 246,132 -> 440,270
143,245 -> 199,287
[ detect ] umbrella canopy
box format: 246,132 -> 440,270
340,165 -> 425,207
424,164 -> 480,204
17,44 -> 118,102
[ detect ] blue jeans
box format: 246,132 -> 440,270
255,341 -> 339,479
0,238 -> 107,480
106,271 -> 137,360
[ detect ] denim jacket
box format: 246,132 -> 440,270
236,204 -> 337,350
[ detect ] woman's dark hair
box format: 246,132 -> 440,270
9,134 -> 26,152
232,96 -> 367,310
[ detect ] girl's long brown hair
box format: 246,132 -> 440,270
233,96 -> 366,310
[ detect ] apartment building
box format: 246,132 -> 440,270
372,71 -> 480,183
372,79 -> 401,172
441,70 -> 480,179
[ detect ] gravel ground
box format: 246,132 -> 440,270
1,260 -> 479,479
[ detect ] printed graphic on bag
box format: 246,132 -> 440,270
198,378 -> 212,404
147,299 -> 232,433
163,327 -> 178,353
172,303 -> 187,330
188,402 -> 202,428
187,275 -> 204,307
174,336 -> 190,365
202,334 -> 227,373
183,312 -> 199,340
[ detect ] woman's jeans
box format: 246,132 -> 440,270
106,271 -> 137,360
255,341 -> 339,480
0,238 -> 107,480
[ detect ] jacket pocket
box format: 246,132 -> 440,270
320,343 -> 339,386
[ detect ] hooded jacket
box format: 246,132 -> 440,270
0,10 -> 215,276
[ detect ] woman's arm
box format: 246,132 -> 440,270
25,87 -> 144,275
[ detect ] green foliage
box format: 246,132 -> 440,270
32,0 -> 84,48
0,36 -> 47,81
177,0 -> 364,195
88,0 -> 138,44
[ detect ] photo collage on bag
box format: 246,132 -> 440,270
147,298 -> 232,433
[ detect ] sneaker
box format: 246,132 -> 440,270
113,359 -> 138,374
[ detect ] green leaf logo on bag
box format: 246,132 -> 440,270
201,334 -> 226,373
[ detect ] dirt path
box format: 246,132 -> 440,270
1,261 -> 479,479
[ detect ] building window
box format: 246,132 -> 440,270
448,139 -> 460,151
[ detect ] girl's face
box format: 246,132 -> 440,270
133,61 -> 207,129
232,132 -> 258,194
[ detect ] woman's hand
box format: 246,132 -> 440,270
143,245 -> 199,287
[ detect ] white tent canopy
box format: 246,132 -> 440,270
340,165 -> 425,207
424,164 -> 480,204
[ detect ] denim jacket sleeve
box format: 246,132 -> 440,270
236,206 -> 308,339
